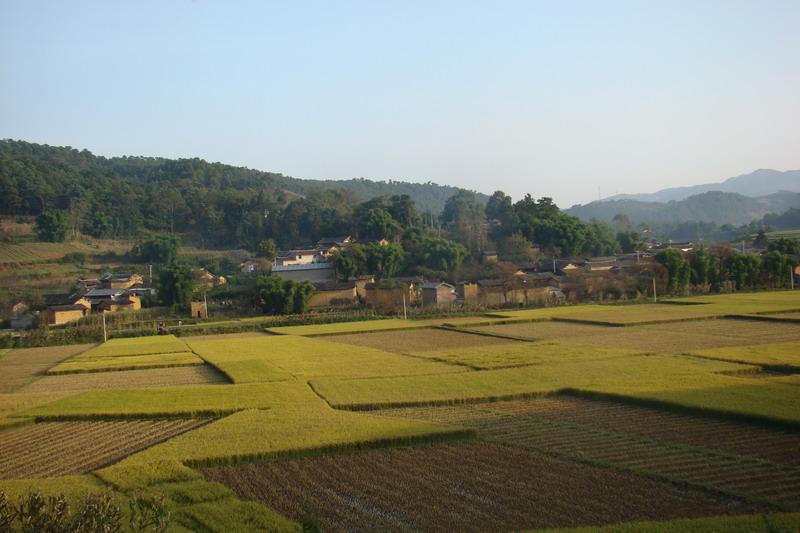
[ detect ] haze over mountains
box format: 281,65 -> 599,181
567,169 -> 800,226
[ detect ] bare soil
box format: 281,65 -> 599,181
0,344 -> 94,393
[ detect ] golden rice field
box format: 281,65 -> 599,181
1,290 -> 800,532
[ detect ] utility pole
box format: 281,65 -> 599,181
402,293 -> 407,320
149,264 -> 153,287
741,241 -> 745,254
102,312 -> 107,343
791,265 -> 796,290
204,292 -> 209,318
652,278 -> 657,303
553,257 -> 556,273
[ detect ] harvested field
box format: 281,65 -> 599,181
203,441 -> 762,532
468,320 -> 613,340
387,396 -> 800,509
21,364 -> 229,392
0,418 -> 208,479
327,327 -> 515,354
0,344 -> 93,392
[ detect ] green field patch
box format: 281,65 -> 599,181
0,474 -> 106,502
186,338 -> 298,383
409,341 -> 641,369
0,391 -> 77,421
22,381 -> 321,420
176,498 -> 298,532
691,341 -> 800,369
106,405 -> 470,468
48,351 -> 203,374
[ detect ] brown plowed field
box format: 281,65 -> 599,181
387,396 -> 800,509
327,328 -> 515,354
21,364 -> 229,392
203,442 -> 761,532
0,419 -> 207,479
0,344 -> 93,392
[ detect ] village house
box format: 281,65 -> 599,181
83,288 -> 141,313
457,281 -> 480,305
365,279 -> 418,311
274,249 -> 327,266
422,282 -> 457,307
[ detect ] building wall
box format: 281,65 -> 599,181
190,301 -> 208,319
274,268 -> 336,284
308,287 -> 357,308
50,309 -> 87,325
423,287 -> 457,307
365,287 -> 409,311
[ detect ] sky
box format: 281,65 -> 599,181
1,1 -> 799,207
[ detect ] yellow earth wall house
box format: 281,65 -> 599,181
45,304 -> 89,325
422,282 -> 457,307
365,286 -> 411,311
308,286 -> 358,308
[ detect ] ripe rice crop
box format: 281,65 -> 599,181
202,441 -> 762,531
188,335 -> 463,380
21,364 -> 228,392
327,327 -> 515,354
104,405 -> 470,469
48,351 -> 203,374
409,341 -> 641,369
467,320 -> 612,341
62,334 -> 189,358
691,341 -> 800,369
0,344 -> 94,392
0,418 -> 207,479
21,381 -> 320,419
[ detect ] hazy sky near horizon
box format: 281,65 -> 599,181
2,1 -> 799,206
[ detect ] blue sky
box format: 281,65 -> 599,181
1,1 -> 798,206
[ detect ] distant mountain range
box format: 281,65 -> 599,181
566,169 -> 800,227
605,169 -> 800,203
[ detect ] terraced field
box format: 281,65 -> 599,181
2,291 -> 800,532
0,419 -> 208,479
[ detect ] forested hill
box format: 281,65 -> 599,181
566,190 -> 800,226
0,139 -> 482,218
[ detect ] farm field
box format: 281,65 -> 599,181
0,419 -> 207,479
2,290 -> 800,531
203,441 -> 762,531
385,396 -> 800,510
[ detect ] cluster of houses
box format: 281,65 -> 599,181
40,272 -> 152,326
234,234 -> 663,311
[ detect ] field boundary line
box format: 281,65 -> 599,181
324,389 -> 562,411
31,409 -> 245,422
726,314 -> 800,324
434,325 -> 537,343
